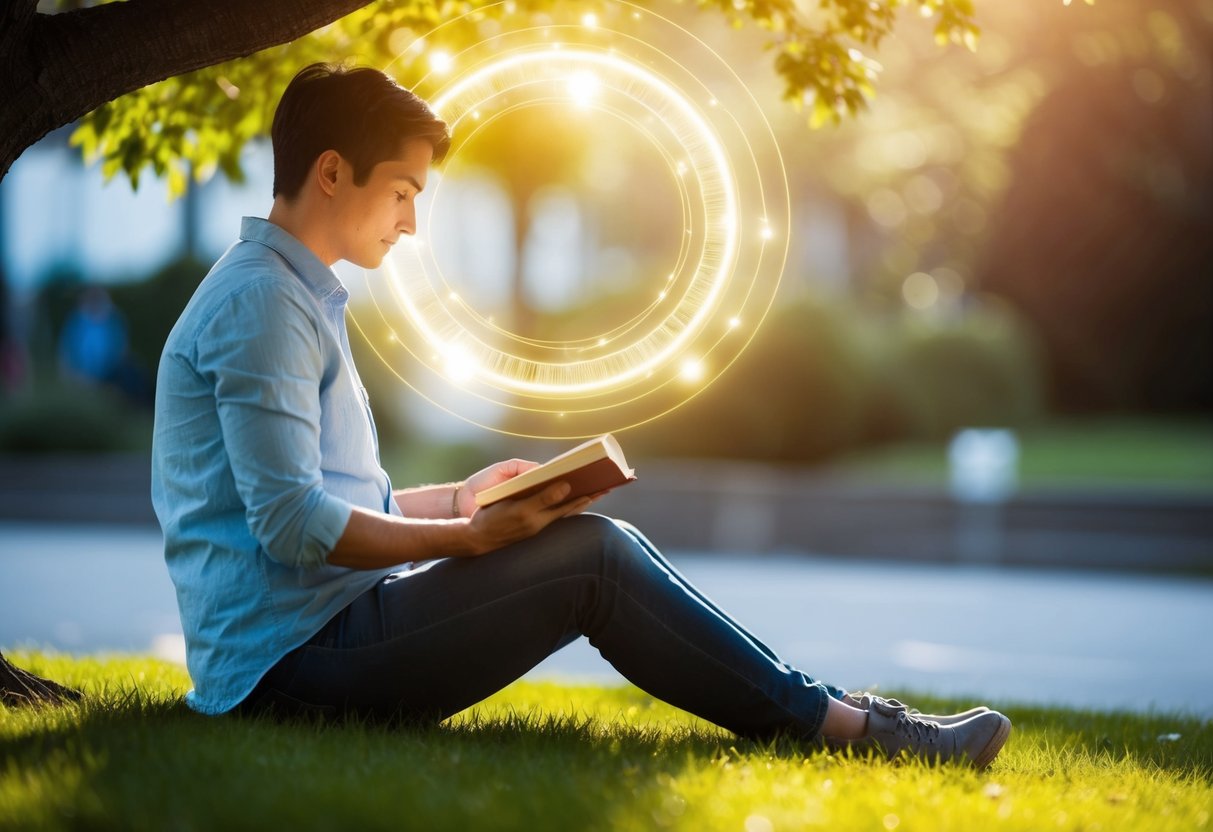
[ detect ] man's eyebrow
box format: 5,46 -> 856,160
394,174 -> 424,192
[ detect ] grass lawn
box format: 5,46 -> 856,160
375,417 -> 1213,497
831,417 -> 1213,494
1,653 -> 1210,831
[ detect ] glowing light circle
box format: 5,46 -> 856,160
393,48 -> 737,396
355,1 -> 790,439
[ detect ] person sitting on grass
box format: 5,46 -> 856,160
150,62 -> 1012,769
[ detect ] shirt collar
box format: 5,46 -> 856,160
239,217 -> 347,303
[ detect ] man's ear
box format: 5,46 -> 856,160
315,150 -> 342,197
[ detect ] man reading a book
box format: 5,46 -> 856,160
151,63 -> 1010,768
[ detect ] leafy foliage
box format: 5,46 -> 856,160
699,0 -> 978,127
68,0 -> 979,195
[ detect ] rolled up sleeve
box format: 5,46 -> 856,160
195,278 -> 351,568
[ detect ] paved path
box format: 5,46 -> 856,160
2,522 -> 1210,717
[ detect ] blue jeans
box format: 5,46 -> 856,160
237,514 -> 844,740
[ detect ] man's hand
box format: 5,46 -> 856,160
460,458 -> 540,516
462,481 -> 593,556
334,458 -> 609,570
456,458 -> 610,555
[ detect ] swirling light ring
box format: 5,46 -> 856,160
383,47 -> 738,396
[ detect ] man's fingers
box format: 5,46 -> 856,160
536,481 -> 572,506
559,497 -> 595,517
467,481 -> 592,554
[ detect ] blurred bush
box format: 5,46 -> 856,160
107,257 -> 209,387
647,297 -> 872,463
879,302 -> 1045,440
3,257 -> 207,453
32,256 -> 208,401
0,382 -> 151,453
625,293 -> 1045,464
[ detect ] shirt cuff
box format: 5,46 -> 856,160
300,492 -> 354,568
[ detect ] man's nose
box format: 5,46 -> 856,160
397,206 -> 416,236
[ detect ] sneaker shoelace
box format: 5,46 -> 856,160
893,712 -> 942,747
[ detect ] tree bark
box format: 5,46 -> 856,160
0,0 -> 373,180
0,649 -> 83,707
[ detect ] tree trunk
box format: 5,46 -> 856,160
0,649 -> 83,707
0,0 -> 373,181
510,195 -> 535,335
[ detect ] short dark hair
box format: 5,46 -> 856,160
271,63 -> 451,200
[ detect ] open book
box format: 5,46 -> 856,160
473,434 -> 637,507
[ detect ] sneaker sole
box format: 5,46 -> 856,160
971,713 -> 1012,770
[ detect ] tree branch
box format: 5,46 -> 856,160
0,0 -> 372,179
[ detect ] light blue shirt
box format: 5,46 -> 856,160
152,217 -> 405,715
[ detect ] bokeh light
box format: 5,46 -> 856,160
901,271 -> 939,310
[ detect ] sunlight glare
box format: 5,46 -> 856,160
680,358 -> 705,383
567,71 -> 602,104
429,50 -> 454,74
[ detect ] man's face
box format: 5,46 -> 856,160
331,137 -> 434,268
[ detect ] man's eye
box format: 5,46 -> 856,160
395,191 -> 409,202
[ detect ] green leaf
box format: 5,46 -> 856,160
166,162 -> 187,200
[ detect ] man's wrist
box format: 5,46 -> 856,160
451,482 -> 464,518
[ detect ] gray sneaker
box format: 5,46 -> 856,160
846,698 -> 1012,769
842,691 -> 989,726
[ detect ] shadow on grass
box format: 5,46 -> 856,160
1,690 -> 825,830
5,688 -> 1211,775
3,687 -> 1211,830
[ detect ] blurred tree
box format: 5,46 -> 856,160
761,1 -> 1208,416
775,5 -> 1057,304
456,107 -> 597,334
974,0 -> 1213,413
